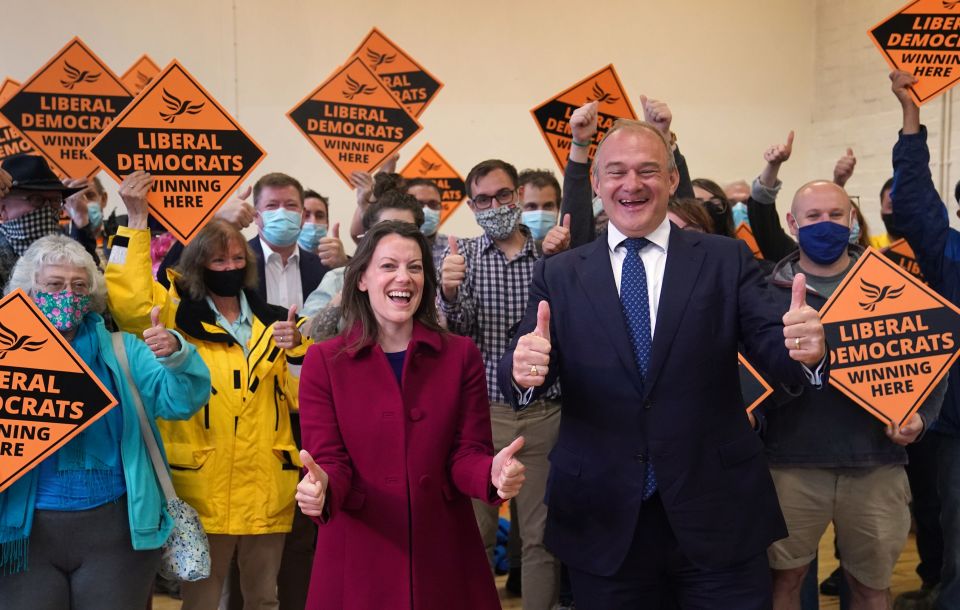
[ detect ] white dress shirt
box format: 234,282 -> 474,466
606,216 -> 671,338
259,237 -> 304,310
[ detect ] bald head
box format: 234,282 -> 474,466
724,180 -> 750,204
790,180 -> 852,219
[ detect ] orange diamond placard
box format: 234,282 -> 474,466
820,248 -> 960,427
121,54 -> 162,96
288,57 -> 422,187
739,353 -> 773,413
0,290 -> 118,493
348,28 -> 443,118
0,79 -> 35,162
531,65 -> 638,171
399,143 -> 465,226
86,60 -> 266,244
735,222 -> 763,259
870,0 -> 960,105
883,237 -> 926,283
0,37 -> 132,179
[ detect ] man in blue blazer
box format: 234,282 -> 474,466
498,120 -> 826,609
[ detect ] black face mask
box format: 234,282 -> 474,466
881,213 -> 902,239
704,202 -> 734,237
203,268 -> 245,297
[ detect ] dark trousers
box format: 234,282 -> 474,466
0,497 -> 161,610
906,430 -> 943,586
566,494 -> 772,610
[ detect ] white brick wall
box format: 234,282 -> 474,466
810,0 -> 960,235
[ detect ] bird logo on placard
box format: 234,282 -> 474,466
60,61 -> 101,90
159,89 -> 205,124
135,71 -> 153,89
0,320 -> 46,360
343,75 -> 378,100
419,158 -> 441,175
859,279 -> 905,312
365,48 -> 397,71
944,1 -> 960,10
587,82 -> 620,105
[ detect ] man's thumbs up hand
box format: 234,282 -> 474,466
513,301 -> 552,388
541,213 -> 571,256
318,221 -> 348,268
782,273 -> 825,366
296,449 -> 329,517
441,236 -> 466,302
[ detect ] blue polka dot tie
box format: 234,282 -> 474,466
620,238 -> 657,500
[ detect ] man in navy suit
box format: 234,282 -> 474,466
498,119 -> 826,609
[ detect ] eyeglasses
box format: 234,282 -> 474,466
38,280 -> 89,294
6,193 -> 64,208
471,188 -> 516,210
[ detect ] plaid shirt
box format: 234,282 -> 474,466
438,228 -> 560,404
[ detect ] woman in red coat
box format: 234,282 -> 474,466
297,220 -> 526,610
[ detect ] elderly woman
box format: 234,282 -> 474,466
0,234 -> 210,609
105,171 -> 307,610
296,221 -> 526,609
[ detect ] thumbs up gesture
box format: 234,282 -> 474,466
764,131 -> 795,166
491,437 -> 527,500
273,305 -> 302,350
440,235 -> 466,301
296,449 -> 329,517
541,213 -> 571,256
215,185 -> 256,229
833,148 -> 857,187
142,306 -> 180,358
782,274 -> 825,366
640,94 -> 672,139
317,222 -> 348,268
512,301 -> 552,388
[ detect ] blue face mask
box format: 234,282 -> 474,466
848,217 -> 861,244
731,202 -> 749,228
798,220 -> 850,265
297,222 -> 327,251
420,207 -> 441,236
521,210 -> 558,240
260,208 -> 302,247
86,203 -> 103,229
592,195 -> 604,217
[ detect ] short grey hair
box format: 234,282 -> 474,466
591,119 -> 677,175
5,234 -> 107,314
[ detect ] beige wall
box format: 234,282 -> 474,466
12,1 -> 950,249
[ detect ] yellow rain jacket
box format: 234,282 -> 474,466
106,226 -> 306,534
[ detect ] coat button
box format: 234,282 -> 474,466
634,453 -> 647,463
643,400 -> 652,410
409,408 -> 424,421
418,475 -> 432,489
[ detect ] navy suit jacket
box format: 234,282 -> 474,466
498,225 -> 805,576
247,237 -> 329,305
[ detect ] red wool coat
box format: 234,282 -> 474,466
299,322 -> 502,610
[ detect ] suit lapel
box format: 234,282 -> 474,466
643,227 -> 705,398
575,237 -> 645,395
248,238 -> 268,301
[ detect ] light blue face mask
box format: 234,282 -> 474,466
731,202 -> 749,228
297,222 -> 328,251
260,208 -> 303,247
86,203 -> 103,229
848,217 -> 861,244
420,207 -> 441,236
521,210 -> 558,240
592,195 -> 604,217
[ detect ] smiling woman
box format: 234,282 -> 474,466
295,220 -> 528,610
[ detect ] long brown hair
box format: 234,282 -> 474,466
341,220 -> 443,352
176,219 -> 258,301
